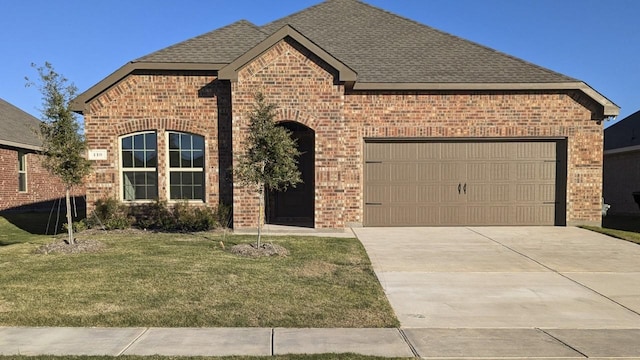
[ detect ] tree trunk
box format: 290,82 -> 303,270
257,187 -> 264,248
66,187 -> 74,245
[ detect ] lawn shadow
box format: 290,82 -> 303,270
0,197 -> 86,240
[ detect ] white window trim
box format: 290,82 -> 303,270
119,131 -> 158,202
18,151 -> 27,193
165,131 -> 206,203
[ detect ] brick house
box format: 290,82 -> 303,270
0,98 -> 83,212
72,0 -> 618,228
603,110 -> 640,215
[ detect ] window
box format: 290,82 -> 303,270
121,132 -> 157,201
168,132 -> 205,201
18,151 -> 26,192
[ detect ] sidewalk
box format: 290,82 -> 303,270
2,326 -> 640,358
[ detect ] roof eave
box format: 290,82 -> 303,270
352,81 -> 620,118
218,25 -> 357,83
0,139 -> 42,152
71,61 -> 225,114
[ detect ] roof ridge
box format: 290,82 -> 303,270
260,0 -> 329,29
354,0 -> 577,82
135,19 -> 262,63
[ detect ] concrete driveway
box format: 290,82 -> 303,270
353,226 -> 640,358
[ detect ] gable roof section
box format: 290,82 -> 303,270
0,98 -> 42,151
72,0 -> 619,117
604,110 -> 640,152
218,25 -> 357,82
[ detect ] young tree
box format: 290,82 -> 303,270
235,93 -> 302,247
27,62 -> 91,245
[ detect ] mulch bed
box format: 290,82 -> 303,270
230,243 -> 289,258
35,239 -> 106,255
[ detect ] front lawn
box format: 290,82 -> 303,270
0,224 -> 398,328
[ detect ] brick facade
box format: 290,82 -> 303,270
0,147 -> 84,212
83,38 -> 604,228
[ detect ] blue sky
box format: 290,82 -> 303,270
1,0 -> 637,127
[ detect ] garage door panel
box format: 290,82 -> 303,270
468,205 -> 510,225
417,184 -> 440,203
364,206 -> 387,226
468,183 -> 510,202
390,163 -> 416,182
364,184 -> 388,204
515,205 -> 555,224
389,143 -> 417,161
389,206 -> 417,226
390,185 -> 416,203
417,163 -> 440,181
365,162 -> 389,182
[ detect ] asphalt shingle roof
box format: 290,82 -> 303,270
136,0 -> 577,84
0,98 -> 42,150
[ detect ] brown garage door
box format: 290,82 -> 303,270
364,140 -> 560,226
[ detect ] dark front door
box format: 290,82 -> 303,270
267,122 -> 315,227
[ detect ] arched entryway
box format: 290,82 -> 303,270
266,121 -> 315,228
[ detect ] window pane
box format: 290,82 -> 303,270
146,151 -> 157,167
145,133 -> 157,150
122,150 -> 133,168
147,184 -> 158,199
135,186 -> 146,200
193,172 -> 203,186
170,172 -> 181,185
18,152 -> 26,171
123,172 -> 135,201
182,172 -> 193,185
18,173 -> 26,192
192,136 -> 204,151
181,151 -> 192,168
181,134 -> 192,150
170,150 -> 180,168
146,172 -> 157,185
169,133 -> 180,150
122,137 -> 132,150
170,185 -> 181,200
193,151 -> 204,168
134,151 -> 145,167
193,185 -> 203,200
133,134 -> 144,149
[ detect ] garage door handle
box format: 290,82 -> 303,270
463,183 -> 467,194
458,183 -> 461,194
366,202 -> 382,206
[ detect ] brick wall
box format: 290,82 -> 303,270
83,39 -> 604,228
0,147 -> 84,211
82,71 -> 231,214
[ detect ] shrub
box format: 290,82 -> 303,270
87,198 -> 227,232
88,198 -> 134,230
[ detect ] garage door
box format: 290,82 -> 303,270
364,140 -> 560,226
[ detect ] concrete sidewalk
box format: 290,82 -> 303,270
3,326 -> 640,358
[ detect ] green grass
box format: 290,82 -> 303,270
582,215 -> 640,245
0,355 -> 412,360
0,215 -> 398,328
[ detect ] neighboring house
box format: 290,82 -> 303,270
71,0 -> 618,229
603,110 -> 640,215
0,98 -> 85,212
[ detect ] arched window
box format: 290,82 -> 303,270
120,132 -> 157,201
167,132 -> 205,201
